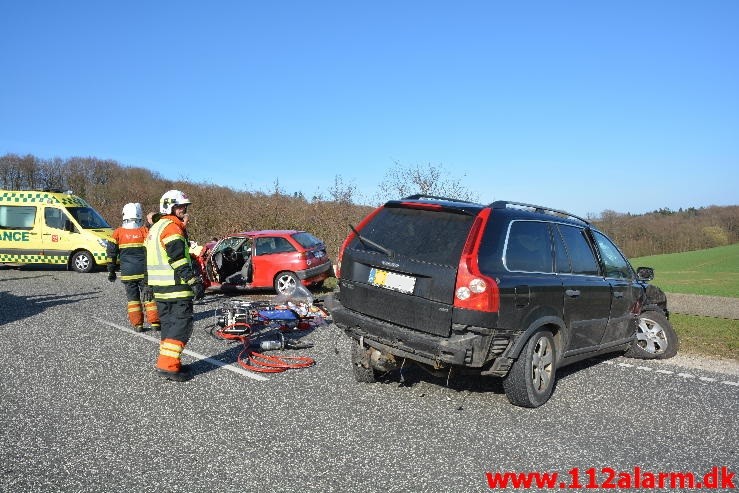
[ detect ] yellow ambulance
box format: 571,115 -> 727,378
0,189 -> 113,272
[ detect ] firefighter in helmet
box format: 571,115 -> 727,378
145,190 -> 205,381
107,202 -> 160,332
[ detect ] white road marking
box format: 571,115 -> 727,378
93,317 -> 269,381
604,359 -> 739,388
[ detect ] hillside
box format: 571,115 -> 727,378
630,243 -> 739,297
592,206 -> 738,258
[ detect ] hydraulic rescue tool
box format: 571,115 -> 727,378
210,300 -> 327,373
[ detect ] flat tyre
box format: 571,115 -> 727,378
624,310 -> 678,359
503,329 -> 557,408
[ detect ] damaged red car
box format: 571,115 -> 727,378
194,230 -> 333,295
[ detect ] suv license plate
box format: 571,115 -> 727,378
368,268 -> 416,294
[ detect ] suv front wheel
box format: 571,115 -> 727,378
503,329 -> 557,408
624,310 -> 678,359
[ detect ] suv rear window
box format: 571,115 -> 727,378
351,207 -> 475,266
505,221 -> 553,273
556,224 -> 599,276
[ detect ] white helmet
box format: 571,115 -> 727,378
122,202 -> 143,228
160,190 -> 191,214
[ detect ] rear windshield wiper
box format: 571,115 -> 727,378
349,224 -> 394,257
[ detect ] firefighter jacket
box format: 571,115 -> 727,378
107,226 -> 149,281
145,215 -> 197,301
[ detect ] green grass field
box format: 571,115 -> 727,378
671,313 -> 739,360
630,243 -> 739,297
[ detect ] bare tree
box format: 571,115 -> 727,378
327,174 -> 357,204
375,161 -> 478,203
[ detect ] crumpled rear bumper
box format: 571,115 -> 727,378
324,292 -> 492,369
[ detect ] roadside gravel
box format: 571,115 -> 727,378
659,292 -> 739,376
661,353 -> 739,377
667,293 -> 739,320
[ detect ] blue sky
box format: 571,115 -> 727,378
1,1 -> 737,218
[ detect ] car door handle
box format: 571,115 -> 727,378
613,291 -> 625,298
565,289 -> 580,298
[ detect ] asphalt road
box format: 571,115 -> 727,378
1,267 -> 738,492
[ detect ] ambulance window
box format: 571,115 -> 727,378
45,208 -> 69,230
66,207 -> 110,229
0,206 -> 36,230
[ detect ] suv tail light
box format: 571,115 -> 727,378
454,208 -> 499,312
336,205 -> 384,278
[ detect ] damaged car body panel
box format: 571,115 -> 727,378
195,230 -> 333,295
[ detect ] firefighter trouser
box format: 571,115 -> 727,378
155,299 -> 194,373
123,280 -> 160,329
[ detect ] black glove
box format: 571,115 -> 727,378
191,281 -> 205,300
142,285 -> 154,302
107,265 -> 117,282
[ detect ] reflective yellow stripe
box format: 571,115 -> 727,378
154,290 -> 193,300
120,242 -> 144,248
171,257 -> 188,269
120,273 -> 145,281
162,234 -> 185,245
161,341 -> 183,352
160,348 -> 182,359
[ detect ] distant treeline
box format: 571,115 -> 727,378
1,153 -> 737,259
591,207 -> 738,258
0,154 -> 372,257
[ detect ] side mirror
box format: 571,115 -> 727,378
636,266 -> 654,281
65,220 -> 76,233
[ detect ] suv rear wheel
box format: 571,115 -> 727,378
624,310 -> 678,359
503,329 -> 557,408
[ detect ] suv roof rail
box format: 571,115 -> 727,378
402,194 -> 479,204
491,200 -> 590,225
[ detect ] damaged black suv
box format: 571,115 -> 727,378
325,196 -> 664,407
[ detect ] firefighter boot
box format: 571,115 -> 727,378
157,367 -> 192,382
156,339 -> 191,382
